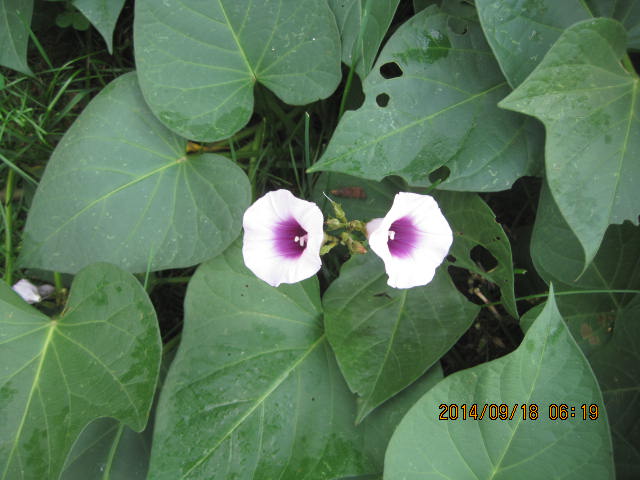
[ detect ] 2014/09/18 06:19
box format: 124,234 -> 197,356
438,403 -> 600,421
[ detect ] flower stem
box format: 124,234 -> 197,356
248,119 -> 266,198
338,0 -> 372,119
338,63 -> 357,120
53,272 -> 66,306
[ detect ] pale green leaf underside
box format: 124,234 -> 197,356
310,6 -> 539,191
148,243 -> 378,480
323,254 -> 478,423
134,0 -> 341,142
72,0 -> 125,53
0,0 -> 33,75
61,418 -> 150,480
19,72 -> 250,274
384,292 -> 614,480
327,0 -> 400,79
501,18 -> 640,268
0,263 -> 161,480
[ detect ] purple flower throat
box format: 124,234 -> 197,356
387,216 -> 418,258
275,218 -> 308,259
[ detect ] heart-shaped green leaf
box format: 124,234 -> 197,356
501,18 -> 640,268
0,0 -> 33,75
384,290 -> 614,480
134,0 -> 341,142
72,0 -> 125,53
323,253 -> 478,423
327,0 -> 400,79
19,72 -> 250,274
309,6 -> 541,192
0,263 -> 161,480
149,242 -> 380,479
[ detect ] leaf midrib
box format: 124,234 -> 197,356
356,291 -> 407,423
488,313 -> 552,478
312,82 -> 507,170
1,322 -> 55,480
179,334 -> 326,479
29,160 -> 180,258
217,0 -> 255,82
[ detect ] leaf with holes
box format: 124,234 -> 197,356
134,0 -> 341,142
0,0 -> 33,75
323,253 -> 478,423
148,242 -> 384,479
19,72 -> 250,274
437,191 -> 518,318
0,263 -> 161,480
72,0 -> 125,53
309,5 -> 541,192
501,18 -> 640,268
327,0 -> 400,80
384,290 -> 614,480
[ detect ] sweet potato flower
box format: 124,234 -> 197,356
242,189 -> 324,287
367,193 -> 453,289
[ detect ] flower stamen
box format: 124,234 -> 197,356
294,234 -> 308,247
388,230 -> 396,241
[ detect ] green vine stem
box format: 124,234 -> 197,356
4,168 -> 15,285
338,0 -> 371,119
483,289 -> 640,308
622,53 -> 638,77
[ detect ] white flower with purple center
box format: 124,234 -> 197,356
367,193 -> 453,289
242,189 -> 324,287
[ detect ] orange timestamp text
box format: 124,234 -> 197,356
438,403 -> 600,421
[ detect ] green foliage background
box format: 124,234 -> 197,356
0,0 -> 638,479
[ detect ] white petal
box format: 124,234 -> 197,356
242,190 -> 323,287
366,218 -> 384,238
12,279 -> 42,304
